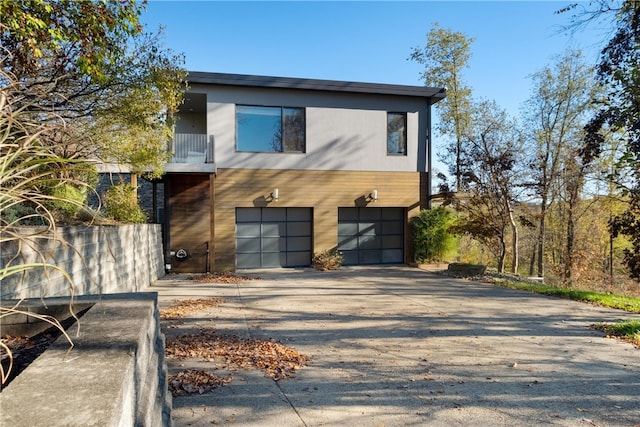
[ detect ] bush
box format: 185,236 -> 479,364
312,249 -> 343,271
411,207 -> 458,263
103,183 -> 147,223
45,183 -> 86,218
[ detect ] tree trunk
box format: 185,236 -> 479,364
497,235 -> 506,273
529,241 -> 536,276
505,198 -> 518,274
536,196 -> 547,278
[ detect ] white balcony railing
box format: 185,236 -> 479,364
170,133 -> 214,163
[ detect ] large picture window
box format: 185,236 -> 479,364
237,105 -> 305,153
387,112 -> 407,155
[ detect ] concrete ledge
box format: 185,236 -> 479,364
0,293 -> 171,427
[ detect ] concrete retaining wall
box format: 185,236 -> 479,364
0,293 -> 172,427
1,225 -> 165,300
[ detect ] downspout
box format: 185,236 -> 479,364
426,97 -> 432,210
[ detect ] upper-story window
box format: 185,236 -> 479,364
236,105 -> 305,153
387,112 -> 407,155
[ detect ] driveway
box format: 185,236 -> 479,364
150,266 -> 640,426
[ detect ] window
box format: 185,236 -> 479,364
236,105 -> 305,152
387,112 -> 407,155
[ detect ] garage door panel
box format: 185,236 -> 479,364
288,236 -> 311,251
358,223 -> 378,235
338,223 -> 358,235
237,238 -> 261,252
337,235 -> 358,250
262,223 -> 284,237
341,250 -> 358,265
261,252 -> 284,268
237,209 -> 261,222
287,208 -> 312,221
382,249 -> 403,263
359,209 -> 381,221
237,253 -> 261,269
287,252 -> 312,267
359,235 -> 380,250
382,222 -> 403,234
382,209 -> 404,220
359,250 -> 382,264
261,237 -> 281,252
237,224 -> 260,237
262,208 -> 287,222
381,235 -> 403,248
287,222 -> 311,237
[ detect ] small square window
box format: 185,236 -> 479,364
387,112 -> 407,155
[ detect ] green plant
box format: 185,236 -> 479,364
1,72 -> 80,385
411,207 -> 459,263
44,183 -> 86,218
103,183 -> 147,223
312,249 -> 343,271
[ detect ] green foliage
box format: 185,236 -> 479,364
569,1 -> 640,280
410,22 -> 475,191
0,70 -> 80,384
598,319 -> 640,346
312,249 -> 343,271
44,183 -> 86,218
493,281 -> 640,313
103,183 -> 147,223
1,0 -> 187,179
411,207 -> 458,263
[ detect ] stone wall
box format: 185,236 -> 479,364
1,224 -> 165,300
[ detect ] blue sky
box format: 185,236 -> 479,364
141,1 -> 611,173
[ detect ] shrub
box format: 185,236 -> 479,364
103,183 -> 147,223
312,249 -> 343,271
45,183 -> 86,218
411,207 -> 459,263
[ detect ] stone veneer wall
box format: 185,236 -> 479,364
1,224 -> 165,300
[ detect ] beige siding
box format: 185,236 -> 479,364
212,168 -> 423,271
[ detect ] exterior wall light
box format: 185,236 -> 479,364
271,188 -> 279,202
368,189 -> 378,202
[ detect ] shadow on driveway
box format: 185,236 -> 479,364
151,266 -> 640,426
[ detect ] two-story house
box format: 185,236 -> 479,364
160,72 -> 445,272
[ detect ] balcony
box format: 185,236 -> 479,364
165,133 -> 216,173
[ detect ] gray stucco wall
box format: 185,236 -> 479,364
1,224 -> 165,300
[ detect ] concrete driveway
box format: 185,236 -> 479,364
150,266 -> 640,426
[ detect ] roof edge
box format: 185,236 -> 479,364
186,71 -> 446,103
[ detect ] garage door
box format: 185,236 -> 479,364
236,208 -> 312,269
338,207 -> 404,265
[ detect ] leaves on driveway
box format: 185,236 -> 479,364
160,297 -> 225,320
186,272 -> 260,283
168,369 -> 232,396
166,330 -> 310,380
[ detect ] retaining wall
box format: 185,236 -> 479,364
0,293 -> 172,426
1,225 -> 165,300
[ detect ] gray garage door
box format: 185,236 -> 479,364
236,208 -> 312,269
338,207 -> 404,265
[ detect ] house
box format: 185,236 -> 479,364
157,72 -> 445,273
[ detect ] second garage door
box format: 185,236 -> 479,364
236,207 -> 312,269
338,207 -> 404,265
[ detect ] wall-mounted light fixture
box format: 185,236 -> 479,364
367,189 -> 378,202
271,188 -> 279,202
